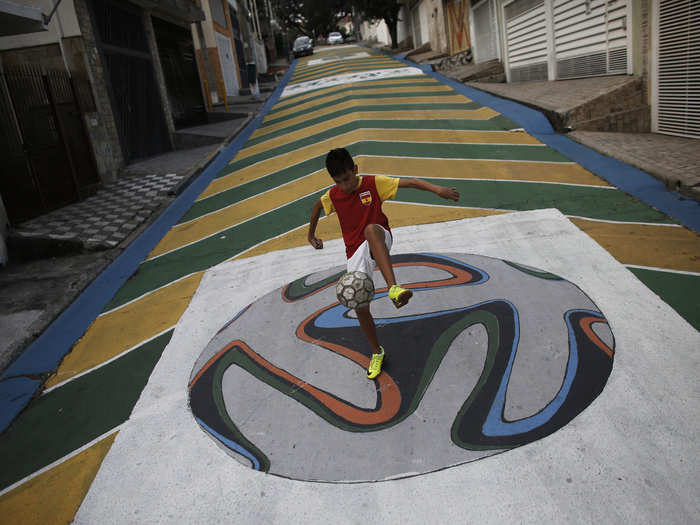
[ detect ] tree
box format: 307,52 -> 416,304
271,0 -> 348,40
352,0 -> 402,49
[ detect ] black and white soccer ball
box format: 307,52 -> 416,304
335,271 -> 375,309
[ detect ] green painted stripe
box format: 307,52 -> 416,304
268,90 -> 458,117
115,179 -> 673,310
628,267 -> 700,331
180,155 -> 327,223
272,80 -> 442,110
289,63 -> 404,83
105,192 -> 326,311
260,101 -> 482,129
398,179 -> 676,224
225,141 -> 570,175
244,121 -> 533,163
279,75 -> 428,104
293,58 -> 400,78
0,330 -> 172,491
245,116 -> 521,149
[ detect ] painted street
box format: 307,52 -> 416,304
0,45 -> 698,524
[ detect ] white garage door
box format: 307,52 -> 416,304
503,0 -> 549,82
653,0 -> 700,138
553,0 -> 630,79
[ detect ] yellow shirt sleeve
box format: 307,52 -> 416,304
320,189 -> 334,216
375,175 -> 399,202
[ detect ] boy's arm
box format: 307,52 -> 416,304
308,199 -> 324,249
398,178 -> 459,201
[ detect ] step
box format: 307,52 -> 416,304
573,105 -> 651,133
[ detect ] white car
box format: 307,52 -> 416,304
327,32 -> 344,45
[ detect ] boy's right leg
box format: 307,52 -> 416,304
363,224 -> 413,308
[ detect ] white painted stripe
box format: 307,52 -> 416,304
391,200 -> 515,213
281,67 -> 426,98
567,215 -> 682,227
0,425 -> 123,498
100,273 -> 199,317
241,128 -> 538,154
225,140 -> 563,188
201,151 -> 577,205
359,154 -> 575,165
625,265 -> 700,277
370,174 -> 613,190
41,326 -> 176,394
178,171 -> 325,228
229,222 -> 310,260
255,113 -> 512,140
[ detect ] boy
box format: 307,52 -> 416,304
307,148 -> 459,379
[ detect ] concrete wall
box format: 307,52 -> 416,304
72,0 -> 124,182
0,0 -> 81,50
0,193 -> 7,265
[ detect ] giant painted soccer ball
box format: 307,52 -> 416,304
335,271 -> 375,309
189,253 -> 615,482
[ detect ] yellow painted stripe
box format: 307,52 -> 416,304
197,163 -> 293,202
291,58 -> 399,78
260,94 -> 471,127
201,126 -> 529,201
234,202 -> 507,260
46,273 -> 203,387
270,84 -> 454,120
0,432 -> 117,525
294,55 -> 397,70
237,128 -> 542,162
358,156 -> 610,187
571,218 -> 700,273
233,201 -> 700,275
149,171 -> 331,259
275,77 -> 437,109
253,107 -> 499,140
290,63 -> 403,83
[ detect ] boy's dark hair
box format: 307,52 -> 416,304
325,148 -> 354,178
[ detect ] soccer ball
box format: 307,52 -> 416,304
335,271 -> 375,309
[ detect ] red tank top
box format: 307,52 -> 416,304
329,176 -> 391,259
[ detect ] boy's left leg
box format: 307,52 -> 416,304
356,306 -> 384,379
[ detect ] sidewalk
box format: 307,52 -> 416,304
401,45 -> 700,203
464,77 -> 700,203
0,81 -> 279,375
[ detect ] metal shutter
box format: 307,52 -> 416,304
656,0 -> 700,138
553,0 -> 630,79
504,0 -> 549,81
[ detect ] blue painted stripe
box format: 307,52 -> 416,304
482,308 -> 596,436
195,417 -> 261,470
0,62 -> 299,432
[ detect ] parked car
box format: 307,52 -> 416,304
293,36 -> 313,58
327,32 -> 344,45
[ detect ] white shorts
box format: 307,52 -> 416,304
346,226 -> 392,279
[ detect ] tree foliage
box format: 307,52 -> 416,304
271,0 -> 349,39
270,0 -> 404,48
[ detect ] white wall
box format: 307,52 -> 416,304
360,19 -> 391,46
396,5 -> 409,45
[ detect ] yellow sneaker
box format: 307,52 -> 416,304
367,347 -> 385,379
388,284 -> 413,309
